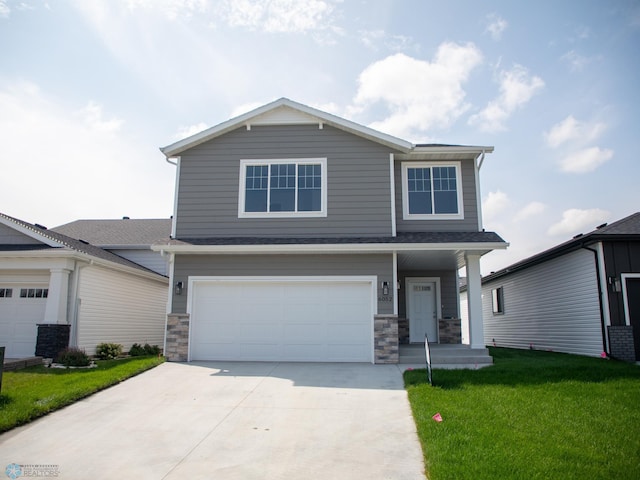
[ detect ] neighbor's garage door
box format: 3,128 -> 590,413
190,278 -> 374,362
0,284 -> 48,358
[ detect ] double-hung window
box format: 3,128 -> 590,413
239,158 -> 327,217
402,162 -> 463,219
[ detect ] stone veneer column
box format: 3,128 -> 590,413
608,325 -> 636,362
374,314 -> 398,364
165,313 -> 190,362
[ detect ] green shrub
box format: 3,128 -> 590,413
95,343 -> 123,360
129,343 -> 161,356
55,347 -> 91,367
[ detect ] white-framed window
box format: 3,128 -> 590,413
19,288 -> 48,299
239,158 -> 327,218
401,162 -> 464,219
492,286 -> 504,315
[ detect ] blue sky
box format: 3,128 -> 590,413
1,0 -> 638,274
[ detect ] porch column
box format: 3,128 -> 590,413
43,268 -> 71,324
465,253 -> 485,349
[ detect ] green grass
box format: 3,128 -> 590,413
404,348 -> 640,480
0,356 -> 165,433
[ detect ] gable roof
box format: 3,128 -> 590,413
0,213 -> 167,278
482,212 -> 640,284
52,218 -> 172,248
160,98 -> 493,158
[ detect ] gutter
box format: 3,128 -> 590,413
581,244 -> 609,355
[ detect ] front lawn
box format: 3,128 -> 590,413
0,356 -> 164,433
404,348 -> 640,480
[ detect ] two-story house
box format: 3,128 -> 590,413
154,98 -> 507,363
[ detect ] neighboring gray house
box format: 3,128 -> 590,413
53,218 -> 172,275
154,98 -> 508,363
0,213 -> 169,358
469,212 -> 640,361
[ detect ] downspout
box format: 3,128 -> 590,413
582,244 -> 609,355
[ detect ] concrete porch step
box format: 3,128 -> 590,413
399,344 -> 493,369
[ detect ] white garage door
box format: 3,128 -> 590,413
0,285 -> 48,358
189,278 -> 374,362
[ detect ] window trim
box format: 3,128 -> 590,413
401,161 -> 464,220
238,158 -> 328,218
492,286 -> 504,315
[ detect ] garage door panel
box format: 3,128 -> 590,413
190,279 -> 373,362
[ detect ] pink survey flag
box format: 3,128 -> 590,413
432,413 -> 443,423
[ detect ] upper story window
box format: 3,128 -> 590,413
401,162 -> 464,220
239,158 -> 327,218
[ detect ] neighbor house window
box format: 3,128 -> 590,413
492,287 -> 504,314
239,158 -> 327,217
20,288 -> 48,299
402,162 -> 463,219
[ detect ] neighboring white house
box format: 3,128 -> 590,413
462,212 -> 640,361
0,212 -> 169,358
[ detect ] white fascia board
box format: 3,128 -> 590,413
153,242 -> 508,255
160,98 -> 414,157
411,145 -> 494,154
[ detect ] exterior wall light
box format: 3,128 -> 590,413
175,281 -> 184,295
382,281 -> 390,295
608,276 -> 621,293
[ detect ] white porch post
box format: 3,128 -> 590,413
43,268 -> 71,324
465,253 -> 485,349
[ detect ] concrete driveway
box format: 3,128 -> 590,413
0,362 -> 425,479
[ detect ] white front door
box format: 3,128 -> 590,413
408,281 -> 437,343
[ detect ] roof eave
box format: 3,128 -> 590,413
152,241 -> 508,255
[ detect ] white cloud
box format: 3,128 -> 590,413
547,208 -> 610,236
545,115 -> 607,148
0,0 -> 10,18
0,80 -> 174,226
561,50 -> 599,72
351,43 -> 483,140
358,29 -> 415,52
77,101 -> 123,133
485,13 -> 507,40
514,201 -> 546,222
560,146 -> 614,173
482,190 -> 510,222
468,64 -> 544,133
216,0 -> 339,35
173,122 -> 208,140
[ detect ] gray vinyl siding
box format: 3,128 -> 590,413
398,270 -> 458,318
76,265 -> 168,355
394,159 -> 480,232
483,249 -> 603,357
0,224 -> 42,245
109,249 -> 169,276
172,253 -> 394,315
175,124 -> 396,238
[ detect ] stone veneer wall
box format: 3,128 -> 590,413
608,325 -> 636,362
165,313 -> 190,362
438,318 -> 462,344
374,314 -> 398,364
398,318 -> 409,344
35,324 -> 70,358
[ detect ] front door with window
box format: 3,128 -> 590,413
408,280 -> 437,343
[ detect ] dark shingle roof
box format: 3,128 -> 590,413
170,231 -> 506,246
482,211 -> 640,283
52,218 -> 172,246
0,213 -> 166,277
